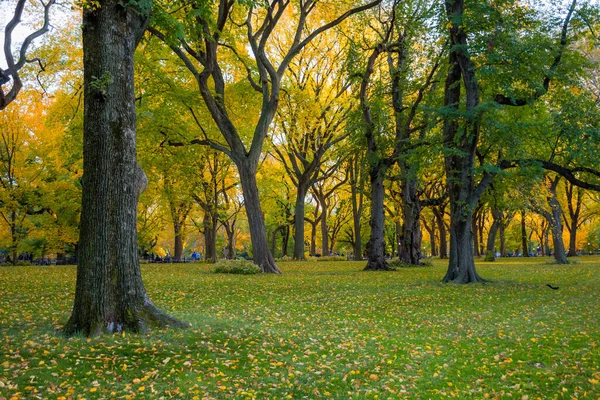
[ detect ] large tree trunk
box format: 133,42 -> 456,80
398,174 -> 422,265
364,165 -> 392,270
443,214 -> 484,283
238,163 -> 280,273
64,1 -> 187,336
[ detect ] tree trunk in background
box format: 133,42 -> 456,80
472,217 -> 480,258
238,164 -> 281,273
224,220 -> 236,259
434,207 -> 448,259
398,173 -> 422,265
350,157 -> 364,261
395,220 -> 402,259
292,184 -> 308,259
173,221 -> 184,261
484,209 -> 502,261
203,213 -> 217,263
547,177 -> 568,264
520,210 -> 529,257
364,164 -> 392,270
64,1 -> 187,336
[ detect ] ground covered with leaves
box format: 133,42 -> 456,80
1,257 -> 599,399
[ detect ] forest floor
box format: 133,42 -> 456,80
1,257 -> 599,399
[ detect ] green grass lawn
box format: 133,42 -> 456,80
1,257 -> 599,399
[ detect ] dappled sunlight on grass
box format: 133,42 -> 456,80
1,257 -> 599,398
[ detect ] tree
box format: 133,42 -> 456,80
149,0 -> 381,272
441,0 -> 578,282
63,0 -> 187,336
1,0 -> 55,109
271,35 -> 352,260
358,0 -> 441,270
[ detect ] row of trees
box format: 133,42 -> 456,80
1,0 -> 599,335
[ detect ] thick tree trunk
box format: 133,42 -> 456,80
398,175 -> 422,265
364,165 -> 392,270
64,1 -> 187,336
500,221 -> 507,257
395,220 -> 402,259
548,179 -> 567,264
443,214 -> 484,283
238,163 -> 280,273
309,222 -> 317,256
292,185 -> 308,259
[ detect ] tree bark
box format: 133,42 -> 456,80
484,209 -> 502,261
349,156 -> 365,260
398,172 -> 422,264
238,163 -> 281,273
203,213 -> 217,263
292,185 -> 308,259
173,220 -> 184,261
433,207 -> 448,259
63,1 -> 187,336
547,177 -> 568,264
364,164 -> 392,270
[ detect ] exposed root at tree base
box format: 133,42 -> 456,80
62,298 -> 189,337
363,261 -> 394,271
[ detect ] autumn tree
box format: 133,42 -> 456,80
357,0 -> 442,270
63,0 -> 187,336
440,0 -> 587,282
149,0 -> 381,272
272,34 -> 353,260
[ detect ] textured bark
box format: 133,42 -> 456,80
238,163 -> 281,273
63,1 -> 187,336
223,220 -> 236,259
547,178 -> 567,264
398,174 -> 422,264
364,165 -> 392,270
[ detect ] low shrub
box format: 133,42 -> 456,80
315,256 -> 347,262
211,260 -> 262,275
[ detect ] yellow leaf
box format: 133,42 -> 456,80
369,374 -> 379,381
138,386 -> 145,392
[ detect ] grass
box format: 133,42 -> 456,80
1,257 -> 599,399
